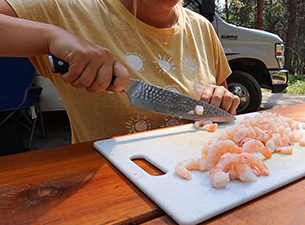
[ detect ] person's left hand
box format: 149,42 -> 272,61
200,82 -> 240,115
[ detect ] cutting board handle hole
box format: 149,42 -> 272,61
131,158 -> 166,176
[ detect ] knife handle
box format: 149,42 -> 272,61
48,55 -> 117,84
49,55 -> 69,74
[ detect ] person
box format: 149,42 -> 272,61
0,0 -> 240,143
0,13 -> 129,94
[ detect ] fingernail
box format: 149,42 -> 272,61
107,90 -> 114,94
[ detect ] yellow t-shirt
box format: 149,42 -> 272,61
7,0 -> 231,143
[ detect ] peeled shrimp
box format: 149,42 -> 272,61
175,157 -> 208,180
201,123 -> 218,132
210,167 -> 230,189
175,112 -> 305,188
194,105 -> 204,115
271,133 -> 290,147
274,146 -> 293,155
207,140 -> 243,170
265,139 -> 276,153
210,153 -> 269,188
241,139 -> 272,159
233,125 -> 249,143
288,131 -> 303,142
299,138 -> 305,146
194,120 -> 217,132
229,164 -> 258,182
265,133 -> 294,155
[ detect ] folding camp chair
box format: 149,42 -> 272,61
0,57 -> 45,152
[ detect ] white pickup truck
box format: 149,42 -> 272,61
213,12 -> 288,114
185,0 -> 288,114
35,0 -> 288,114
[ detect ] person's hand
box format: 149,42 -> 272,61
47,27 -> 130,93
200,83 -> 240,115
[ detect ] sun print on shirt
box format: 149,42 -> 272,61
160,117 -> 183,128
125,115 -> 151,133
125,52 -> 145,71
163,84 -> 183,94
183,56 -> 198,73
153,54 -> 176,74
160,85 -> 184,127
124,53 -> 198,133
192,80 -> 206,99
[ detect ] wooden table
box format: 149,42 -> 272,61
1,104 -> 305,225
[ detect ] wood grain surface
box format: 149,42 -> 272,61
1,103 -> 305,225
0,142 -> 164,224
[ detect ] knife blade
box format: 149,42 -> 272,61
49,55 -> 235,122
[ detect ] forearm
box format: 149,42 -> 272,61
0,13 -> 57,57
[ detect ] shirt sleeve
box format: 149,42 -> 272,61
209,22 -> 232,85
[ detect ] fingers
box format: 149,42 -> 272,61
48,30 -> 129,93
83,49 -> 115,93
59,51 -> 112,93
201,84 -> 240,115
60,52 -> 129,93
227,95 -> 240,115
85,59 -> 130,93
58,50 -> 129,93
59,50 -> 129,93
221,92 -> 240,115
60,59 -> 94,87
200,85 -> 223,107
106,60 -> 130,93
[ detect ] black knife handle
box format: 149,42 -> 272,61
48,55 -> 116,84
49,55 -> 69,74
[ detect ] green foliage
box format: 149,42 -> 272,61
284,74 -> 305,94
224,0 -> 288,38
290,1 -> 305,75
263,1 -> 288,38
262,74 -> 305,94
222,0 -> 305,75
226,0 -> 257,28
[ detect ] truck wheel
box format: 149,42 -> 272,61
227,71 -> 262,114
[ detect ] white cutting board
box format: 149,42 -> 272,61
94,113 -> 305,225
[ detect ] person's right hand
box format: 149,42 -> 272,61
47,27 -> 130,93
200,82 -> 240,116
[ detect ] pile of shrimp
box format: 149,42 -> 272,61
175,112 -> 305,189
194,120 -> 218,132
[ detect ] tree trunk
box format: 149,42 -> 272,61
284,0 -> 298,72
257,0 -> 264,30
225,0 -> 229,21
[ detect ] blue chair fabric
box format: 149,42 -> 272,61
0,57 -> 45,152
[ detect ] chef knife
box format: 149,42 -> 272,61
49,55 -> 235,122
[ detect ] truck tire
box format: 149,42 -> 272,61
226,71 -> 262,114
